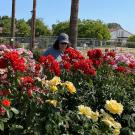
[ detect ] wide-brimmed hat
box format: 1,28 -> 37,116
57,33 -> 69,44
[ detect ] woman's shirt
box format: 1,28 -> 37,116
43,47 -> 63,62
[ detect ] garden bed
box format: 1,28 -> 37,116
0,45 -> 135,135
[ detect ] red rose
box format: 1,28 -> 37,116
27,89 -> 33,97
0,107 -> 6,116
1,99 -> 11,107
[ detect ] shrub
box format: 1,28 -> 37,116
0,45 -> 135,134
127,35 -> 135,48
126,42 -> 135,48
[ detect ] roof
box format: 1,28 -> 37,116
109,27 -> 133,35
109,28 -> 120,32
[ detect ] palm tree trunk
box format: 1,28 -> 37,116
31,0 -> 36,50
69,0 -> 79,49
11,0 -> 16,46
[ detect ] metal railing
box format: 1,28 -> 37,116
0,37 -> 135,53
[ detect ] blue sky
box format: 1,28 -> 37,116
0,0 -> 135,34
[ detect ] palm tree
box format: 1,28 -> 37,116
69,0 -> 79,49
31,0 -> 36,50
11,0 -> 16,46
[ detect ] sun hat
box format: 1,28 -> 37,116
57,33 -> 69,44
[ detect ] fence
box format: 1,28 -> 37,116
0,36 -> 135,53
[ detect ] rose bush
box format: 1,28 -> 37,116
0,45 -> 135,134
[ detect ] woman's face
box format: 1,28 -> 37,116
59,42 -> 68,52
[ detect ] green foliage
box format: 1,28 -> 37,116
1,46 -> 135,134
0,15 -> 116,40
0,16 -> 11,36
126,35 -> 135,48
59,61 -> 135,135
16,19 -> 31,37
127,35 -> 135,42
107,23 -> 121,29
52,19 -> 111,40
35,18 -> 52,36
126,42 -> 135,48
33,48 -> 42,60
0,16 -> 51,37
27,18 -> 52,37
52,21 -> 70,35
78,20 -> 111,40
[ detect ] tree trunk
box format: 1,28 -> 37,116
69,0 -> 79,49
11,0 -> 16,46
30,0 -> 36,50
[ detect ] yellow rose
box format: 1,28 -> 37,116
50,85 -> 58,92
105,100 -> 123,115
46,100 -> 58,107
65,81 -> 76,94
102,113 -> 121,130
78,105 -> 92,116
102,114 -> 116,128
114,122 -> 121,129
113,128 -> 120,135
90,111 -> 99,122
49,76 -> 61,86
78,105 -> 99,121
41,80 -> 49,87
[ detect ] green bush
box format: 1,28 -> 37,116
1,46 -> 135,135
127,35 -> 135,48
33,48 -> 43,60
126,42 -> 135,48
0,38 -> 10,44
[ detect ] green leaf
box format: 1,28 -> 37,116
11,124 -> 23,129
6,110 -> 13,118
1,118 -> 9,123
11,107 -> 19,114
0,122 -> 4,131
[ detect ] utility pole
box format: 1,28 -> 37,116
11,0 -> 16,47
30,0 -> 36,50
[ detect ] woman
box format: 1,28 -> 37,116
43,33 -> 70,62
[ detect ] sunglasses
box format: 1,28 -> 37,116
60,42 -> 68,45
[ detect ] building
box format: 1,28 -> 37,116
109,28 -> 133,44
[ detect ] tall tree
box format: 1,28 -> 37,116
11,0 -> 16,45
27,18 -> 51,36
31,0 -> 36,50
69,0 -> 79,48
0,16 -> 11,36
52,19 -> 110,40
16,19 -> 31,37
52,21 -> 69,36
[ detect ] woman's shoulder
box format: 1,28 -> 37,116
45,47 -> 54,52
43,47 -> 52,55
46,46 -> 53,51
43,46 -> 59,56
